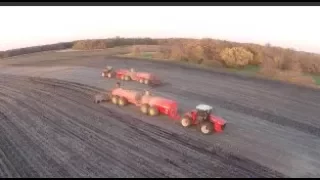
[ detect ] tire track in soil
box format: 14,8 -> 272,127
0,83 -> 144,178
0,93 -> 76,177
0,112 -> 41,178
0,74 -> 285,178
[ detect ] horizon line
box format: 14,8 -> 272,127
1,36 -> 316,54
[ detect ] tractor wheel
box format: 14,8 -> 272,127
139,79 -> 144,84
111,96 -> 119,105
140,104 -> 149,114
144,79 -> 149,85
118,97 -> 128,106
148,106 -> 159,116
200,122 -> 213,135
124,76 -> 131,81
180,117 -> 192,127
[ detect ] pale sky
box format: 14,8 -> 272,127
0,6 -> 319,53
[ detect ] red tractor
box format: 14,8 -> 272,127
179,104 -> 226,135
101,66 -> 162,86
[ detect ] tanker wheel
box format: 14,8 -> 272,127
111,96 -> 119,105
148,106 -> 159,116
96,98 -> 102,104
124,76 -> 131,81
140,104 -> 149,114
200,122 -> 213,135
144,79 -> 149,85
139,79 -> 144,84
118,97 -> 128,106
180,117 -> 192,127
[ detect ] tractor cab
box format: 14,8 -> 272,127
105,66 -> 113,72
195,104 -> 213,123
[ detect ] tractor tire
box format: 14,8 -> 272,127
118,97 -> 128,106
180,117 -> 192,127
111,96 -> 119,105
139,79 -> 144,84
144,79 -> 149,85
200,122 -> 213,135
124,76 -> 131,81
148,106 -> 159,116
140,104 -> 149,114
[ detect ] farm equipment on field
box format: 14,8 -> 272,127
94,83 -> 227,135
94,92 -> 110,104
93,82 -> 121,103
101,66 -> 162,86
180,104 -> 226,134
110,88 -> 180,119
